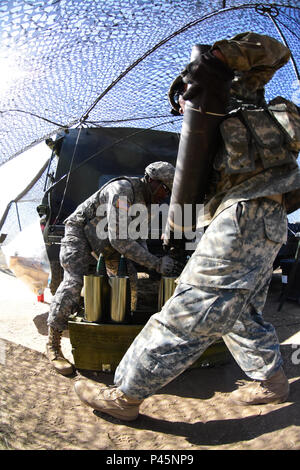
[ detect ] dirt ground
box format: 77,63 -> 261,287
0,263 -> 300,451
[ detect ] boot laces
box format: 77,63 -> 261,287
96,385 -> 119,400
48,329 -> 63,358
96,385 -> 140,404
236,379 -> 268,393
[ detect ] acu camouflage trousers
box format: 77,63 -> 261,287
114,198 -> 287,400
47,224 -> 138,331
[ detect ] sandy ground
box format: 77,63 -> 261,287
0,262 -> 300,451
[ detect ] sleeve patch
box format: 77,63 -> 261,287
116,197 -> 131,212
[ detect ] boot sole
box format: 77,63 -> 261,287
81,399 -> 139,421
55,367 -> 75,376
96,408 -> 139,421
50,362 -> 75,376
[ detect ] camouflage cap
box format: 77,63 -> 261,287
145,161 -> 176,191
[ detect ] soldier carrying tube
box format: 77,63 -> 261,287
74,32 -> 300,422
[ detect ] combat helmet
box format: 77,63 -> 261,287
145,161 -> 175,192
226,32 -> 291,105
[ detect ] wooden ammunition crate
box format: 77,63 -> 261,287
68,319 -> 230,372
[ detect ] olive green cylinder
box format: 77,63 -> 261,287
84,275 -> 110,323
158,277 -> 177,310
110,276 -> 130,323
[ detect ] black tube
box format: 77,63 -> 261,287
164,45 -> 232,247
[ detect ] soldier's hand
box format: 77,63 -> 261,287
181,51 -> 233,102
156,256 -> 175,276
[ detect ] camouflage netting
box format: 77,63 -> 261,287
0,1 -> 300,241
0,0 -> 299,165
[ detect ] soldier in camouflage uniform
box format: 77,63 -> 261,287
75,32 -> 300,421
47,161 -> 175,375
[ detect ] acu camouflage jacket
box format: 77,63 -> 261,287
202,32 -> 300,225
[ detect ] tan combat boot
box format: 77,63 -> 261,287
74,380 -> 143,421
46,327 -> 74,376
230,367 -> 289,405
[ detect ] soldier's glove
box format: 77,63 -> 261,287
168,75 -> 186,115
181,50 -> 234,102
156,255 -> 175,276
172,258 -> 186,276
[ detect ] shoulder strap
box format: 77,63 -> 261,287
100,176 -> 141,203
